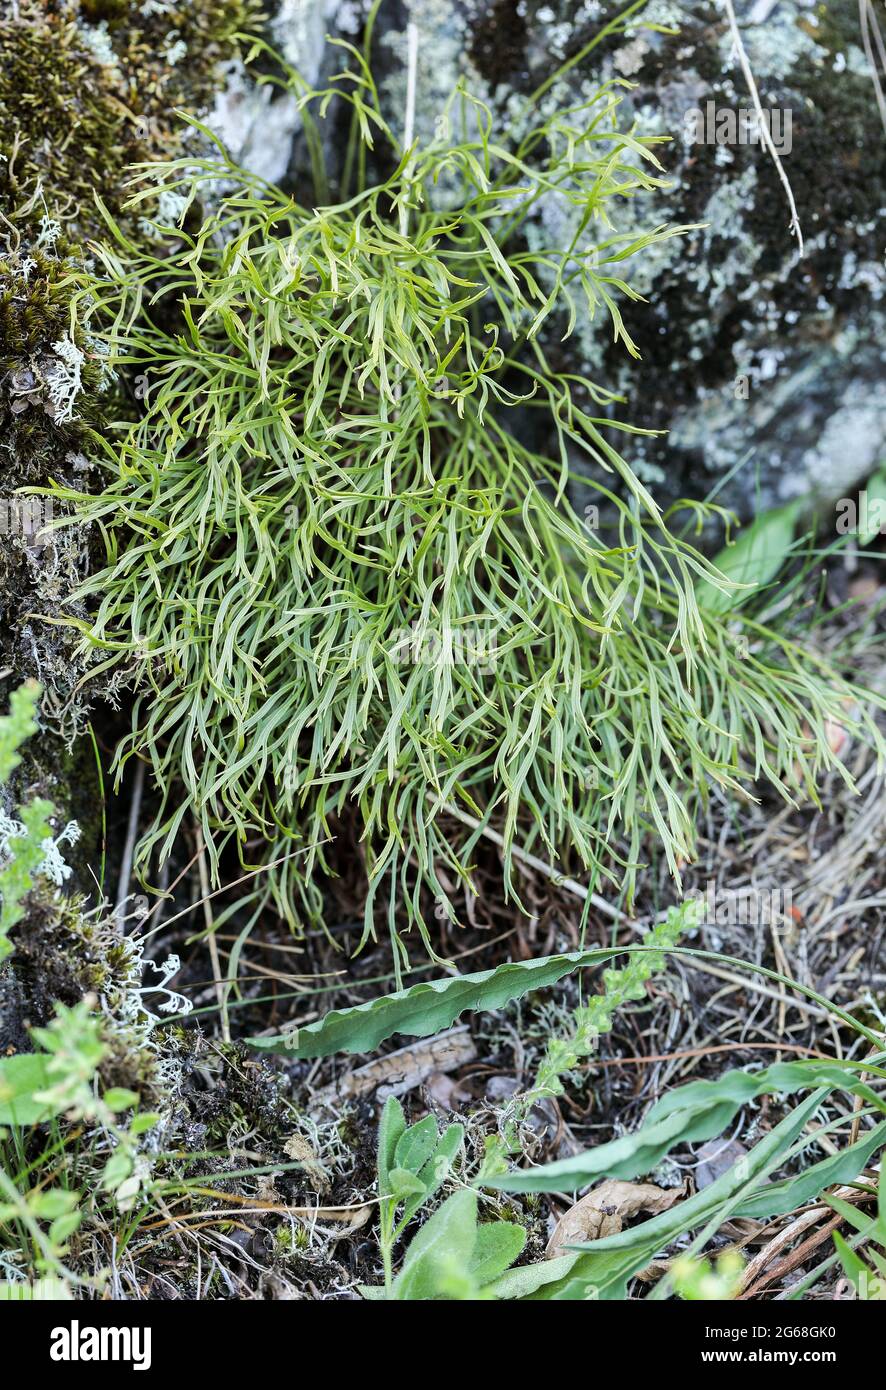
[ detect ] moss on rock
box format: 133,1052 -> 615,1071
0,0 -> 264,709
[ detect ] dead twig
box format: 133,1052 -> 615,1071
720,0 -> 804,257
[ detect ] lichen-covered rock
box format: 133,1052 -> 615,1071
366,0 -> 885,518
0,0 -> 264,713
208,0 -> 337,183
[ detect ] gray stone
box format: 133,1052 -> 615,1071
357,0 -> 886,518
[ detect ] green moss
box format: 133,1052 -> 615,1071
798,0 -> 866,57
170,1035 -> 289,1148
1,889 -> 161,1097
0,247 -> 104,463
0,12 -> 135,243
0,1 -> 263,244
98,0 -> 264,117
0,0 -> 263,699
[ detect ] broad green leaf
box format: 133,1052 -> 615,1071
487,1242 -> 633,1302
49,1212 -> 82,1245
387,1167 -> 427,1200
102,1087 -> 140,1113
490,1090 -> 827,1300
394,1115 -> 438,1175
128,1112 -> 161,1136
101,1150 -> 133,1192
248,948 -> 615,1058
697,501 -> 801,614
29,1190 -> 79,1220
402,1123 -> 465,1223
0,1054 -> 53,1126
468,1221 -> 526,1288
486,1060 -> 883,1192
393,1189 -> 479,1301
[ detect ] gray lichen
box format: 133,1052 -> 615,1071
363,0 -> 885,517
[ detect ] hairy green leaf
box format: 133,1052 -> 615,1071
377,1094 -> 406,1198
394,1115 -> 439,1175
0,1054 -> 53,1126
392,1189 -> 480,1301
468,1221 -> 527,1287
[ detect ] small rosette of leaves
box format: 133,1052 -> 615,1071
371,1095 -> 524,1300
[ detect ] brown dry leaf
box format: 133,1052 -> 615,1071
255,1174 -> 284,1205
321,1202 -> 374,1233
545,1179 -> 686,1258
848,575 -> 881,603
823,713 -> 851,760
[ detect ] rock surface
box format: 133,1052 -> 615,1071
293,0 -> 884,519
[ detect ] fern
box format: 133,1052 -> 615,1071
47,44 -> 883,960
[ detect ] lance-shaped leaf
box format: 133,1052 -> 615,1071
486,1060 -> 884,1193
377,1094 -> 407,1197
489,1090 -> 828,1300
697,501 -> 801,614
247,947 -> 616,1058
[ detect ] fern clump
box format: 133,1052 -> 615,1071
53,49 -> 881,957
